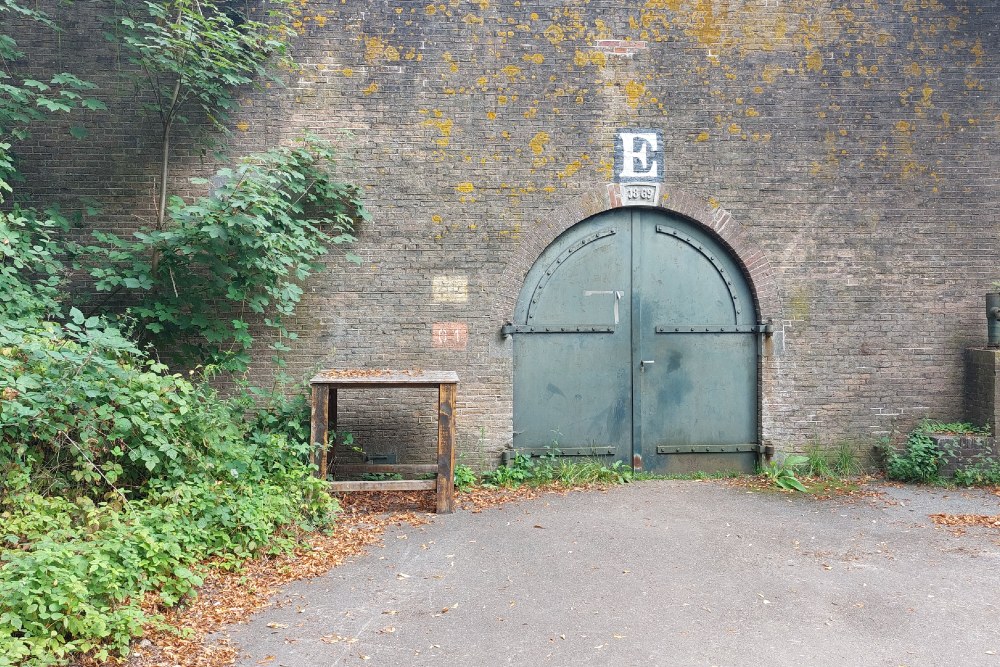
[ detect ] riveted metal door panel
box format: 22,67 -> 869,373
633,210 -> 758,474
512,210 -> 632,461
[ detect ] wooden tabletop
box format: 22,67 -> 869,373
310,369 -> 459,386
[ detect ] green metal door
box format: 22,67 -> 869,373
632,210 -> 758,474
511,208 -> 759,473
511,210 -> 633,462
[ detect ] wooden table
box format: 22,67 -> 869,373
309,370 -> 459,514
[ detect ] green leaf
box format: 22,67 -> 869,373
69,126 -> 88,140
35,97 -> 72,112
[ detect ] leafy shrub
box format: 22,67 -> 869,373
1,313 -> 246,495
77,137 -> 368,371
953,461 -> 1000,487
453,464 -> 477,492
0,206 -> 71,321
0,308 -> 339,664
884,420 -> 989,484
481,452 -> 541,488
0,465 -> 336,665
885,430 -> 942,483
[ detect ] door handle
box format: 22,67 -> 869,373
640,359 -> 655,370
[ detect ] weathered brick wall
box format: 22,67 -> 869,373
14,1 -> 1000,468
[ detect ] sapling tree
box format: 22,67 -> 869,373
111,0 -> 295,231
73,0 -> 369,370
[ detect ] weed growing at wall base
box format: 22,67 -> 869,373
480,451 -> 635,489
759,455 -> 809,492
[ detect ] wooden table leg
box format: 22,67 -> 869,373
436,382 -> 457,513
327,388 -> 337,481
310,384 -> 329,479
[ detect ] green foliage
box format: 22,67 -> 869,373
0,1 -> 106,199
803,442 -> 866,479
804,444 -> 834,478
0,206 -> 72,320
481,452 -> 537,488
554,459 -> 634,486
78,137 -> 367,370
953,460 -> 1000,487
110,0 -> 300,232
0,468 -> 336,665
915,420 -> 989,436
113,0 -> 293,137
884,420 -> 987,484
0,5 -> 362,665
453,464 -> 477,492
0,272 -> 338,663
0,319 -> 339,663
2,315 -> 233,493
832,441 -> 865,477
884,420 -> 998,486
759,455 -> 809,492
481,450 -> 635,489
359,472 -> 403,481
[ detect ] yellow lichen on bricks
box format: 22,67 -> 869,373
528,132 -> 549,155
624,80 -> 646,108
544,24 -> 565,45
501,65 -> 522,80
422,116 -> 454,147
805,51 -> 823,72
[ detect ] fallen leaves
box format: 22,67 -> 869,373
107,486 -> 565,667
108,491 -> 435,667
930,514 -> 1000,529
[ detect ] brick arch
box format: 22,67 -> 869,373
492,185 -> 781,326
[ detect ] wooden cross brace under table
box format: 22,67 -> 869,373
308,370 -> 459,514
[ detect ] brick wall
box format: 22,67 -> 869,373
14,1 -> 1000,468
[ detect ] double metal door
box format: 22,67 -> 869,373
511,208 -> 759,474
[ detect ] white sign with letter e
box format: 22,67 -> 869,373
614,129 -> 663,183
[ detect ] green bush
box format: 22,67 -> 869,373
77,138 -> 367,371
884,420 -> 990,484
0,261 -> 339,664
